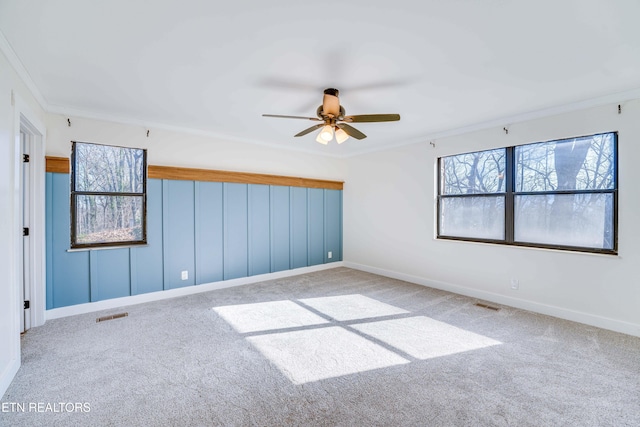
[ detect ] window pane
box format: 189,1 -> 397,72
75,143 -> 145,193
514,193 -> 614,249
441,149 -> 505,195
515,133 -> 615,192
439,196 -> 505,240
75,195 -> 144,245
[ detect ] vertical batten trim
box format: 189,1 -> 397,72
269,186 -> 274,273
192,181 -> 200,286
267,186 -> 272,274
289,187 -> 294,269
244,184 -> 249,278
339,190 -> 343,261
89,251 -> 98,302
323,190 -> 328,264
45,173 -> 54,309
161,180 -> 169,290
194,181 -> 201,285
159,180 -> 165,290
247,185 -> 254,276
220,183 -> 225,281
129,248 -> 137,295
306,189 -> 311,267
222,183 -> 228,280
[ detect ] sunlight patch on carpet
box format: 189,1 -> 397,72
299,294 -> 409,321
247,327 -> 409,384
352,316 -> 502,359
212,300 -> 329,333
214,295 -> 502,384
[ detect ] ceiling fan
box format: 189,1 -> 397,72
262,88 -> 400,144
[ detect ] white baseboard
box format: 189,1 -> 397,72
0,359 -> 20,400
46,262 -> 344,321
344,261 -> 640,338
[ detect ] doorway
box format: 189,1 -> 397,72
16,106 -> 46,334
20,129 -> 31,333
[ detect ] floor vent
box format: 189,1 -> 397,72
474,302 -> 500,311
96,312 -> 128,323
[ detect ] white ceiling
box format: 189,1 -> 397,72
1,0 -> 639,157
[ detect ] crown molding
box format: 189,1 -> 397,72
0,29 -> 48,110
341,87 -> 640,158
46,104 -> 345,159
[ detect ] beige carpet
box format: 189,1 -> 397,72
2,267 -> 639,426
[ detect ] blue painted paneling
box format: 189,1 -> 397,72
223,183 -> 248,280
163,180 -> 196,289
248,184 -> 270,276
290,187 -> 308,269
132,178 -> 164,294
195,181 -> 224,284
46,171 -> 342,309
307,188 -> 325,266
91,249 -> 130,301
324,189 -> 342,262
270,186 -> 290,272
50,172 -> 91,308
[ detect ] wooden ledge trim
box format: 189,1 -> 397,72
148,165 -> 343,189
46,157 -> 70,174
46,157 -> 343,190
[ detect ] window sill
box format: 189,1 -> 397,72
434,236 -> 620,258
67,244 -> 149,252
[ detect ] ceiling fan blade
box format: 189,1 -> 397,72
337,123 -> 367,140
343,114 -> 401,123
263,114 -> 322,121
294,124 -> 325,137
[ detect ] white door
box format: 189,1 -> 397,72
21,130 -> 31,333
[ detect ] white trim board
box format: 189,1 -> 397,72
0,30 -> 48,110
344,261 -> 640,338
46,262 -> 344,320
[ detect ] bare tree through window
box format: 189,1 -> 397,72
514,133 -> 615,249
71,141 -> 147,248
439,148 -> 506,240
438,132 -> 617,253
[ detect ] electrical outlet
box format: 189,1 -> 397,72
181,270 -> 188,280
510,278 -> 519,290
328,251 -> 333,259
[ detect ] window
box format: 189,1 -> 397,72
71,141 -> 147,249
438,132 -> 617,254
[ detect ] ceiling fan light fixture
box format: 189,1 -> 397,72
262,87 -> 400,145
318,124 -> 334,142
315,131 -> 329,144
335,127 -> 349,144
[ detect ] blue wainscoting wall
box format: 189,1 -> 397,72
46,173 -> 343,309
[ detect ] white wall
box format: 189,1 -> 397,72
45,114 -> 346,180
344,99 -> 640,337
0,50 -> 46,397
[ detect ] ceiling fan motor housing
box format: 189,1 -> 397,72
322,88 -> 341,117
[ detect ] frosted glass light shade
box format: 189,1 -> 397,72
319,125 -> 333,141
335,128 -> 349,144
315,132 -> 329,144
316,125 -> 333,144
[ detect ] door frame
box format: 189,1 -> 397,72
14,94 -> 46,331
